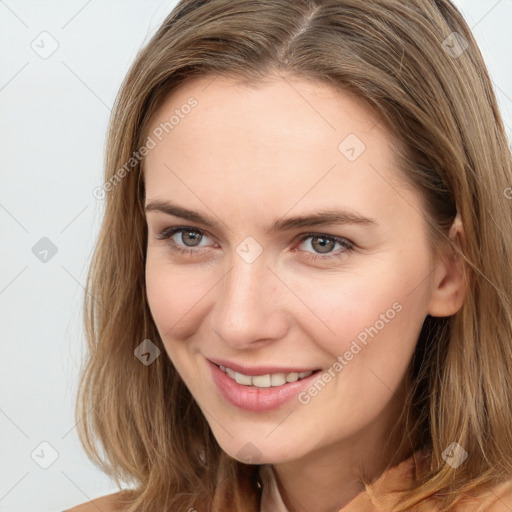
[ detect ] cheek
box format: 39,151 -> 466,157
293,249 -> 430,366
292,265 -> 427,427
145,254 -> 210,341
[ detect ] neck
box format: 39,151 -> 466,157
271,380 -> 416,512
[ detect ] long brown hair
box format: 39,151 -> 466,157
76,1 -> 512,510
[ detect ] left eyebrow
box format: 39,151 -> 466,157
144,200 -> 378,233
268,209 -> 378,232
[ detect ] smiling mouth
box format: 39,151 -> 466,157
215,364 -> 322,388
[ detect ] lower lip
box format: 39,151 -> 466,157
208,360 -> 321,412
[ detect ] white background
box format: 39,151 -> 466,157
0,1 -> 510,510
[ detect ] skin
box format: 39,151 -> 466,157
143,74 -> 466,512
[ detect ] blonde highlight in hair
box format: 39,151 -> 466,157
76,1 -> 512,510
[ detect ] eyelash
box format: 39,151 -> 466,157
154,226 -> 354,262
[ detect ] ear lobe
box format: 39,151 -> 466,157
427,214 -> 468,318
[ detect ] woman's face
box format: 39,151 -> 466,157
144,75 -> 447,465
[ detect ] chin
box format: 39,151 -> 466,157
216,435 -> 304,465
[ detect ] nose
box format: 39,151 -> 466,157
212,250 -> 289,349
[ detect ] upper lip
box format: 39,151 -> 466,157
208,357 -> 321,376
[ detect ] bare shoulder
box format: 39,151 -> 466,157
64,490 -> 133,512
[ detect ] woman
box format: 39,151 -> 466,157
67,0 -> 512,511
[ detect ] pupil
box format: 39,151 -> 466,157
313,236 -> 333,253
184,231 -> 201,246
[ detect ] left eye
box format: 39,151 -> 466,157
295,233 -> 354,261
154,227 -> 354,262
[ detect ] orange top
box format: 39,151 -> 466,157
258,450 -> 512,512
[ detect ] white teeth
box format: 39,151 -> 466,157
286,372 -> 299,383
252,374 -> 271,387
219,365 -> 314,388
271,373 -> 287,386
234,371 -> 252,385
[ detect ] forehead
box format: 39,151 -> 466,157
142,75 -> 419,229
146,74 -> 384,151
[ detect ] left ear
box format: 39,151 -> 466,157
427,213 -> 468,318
